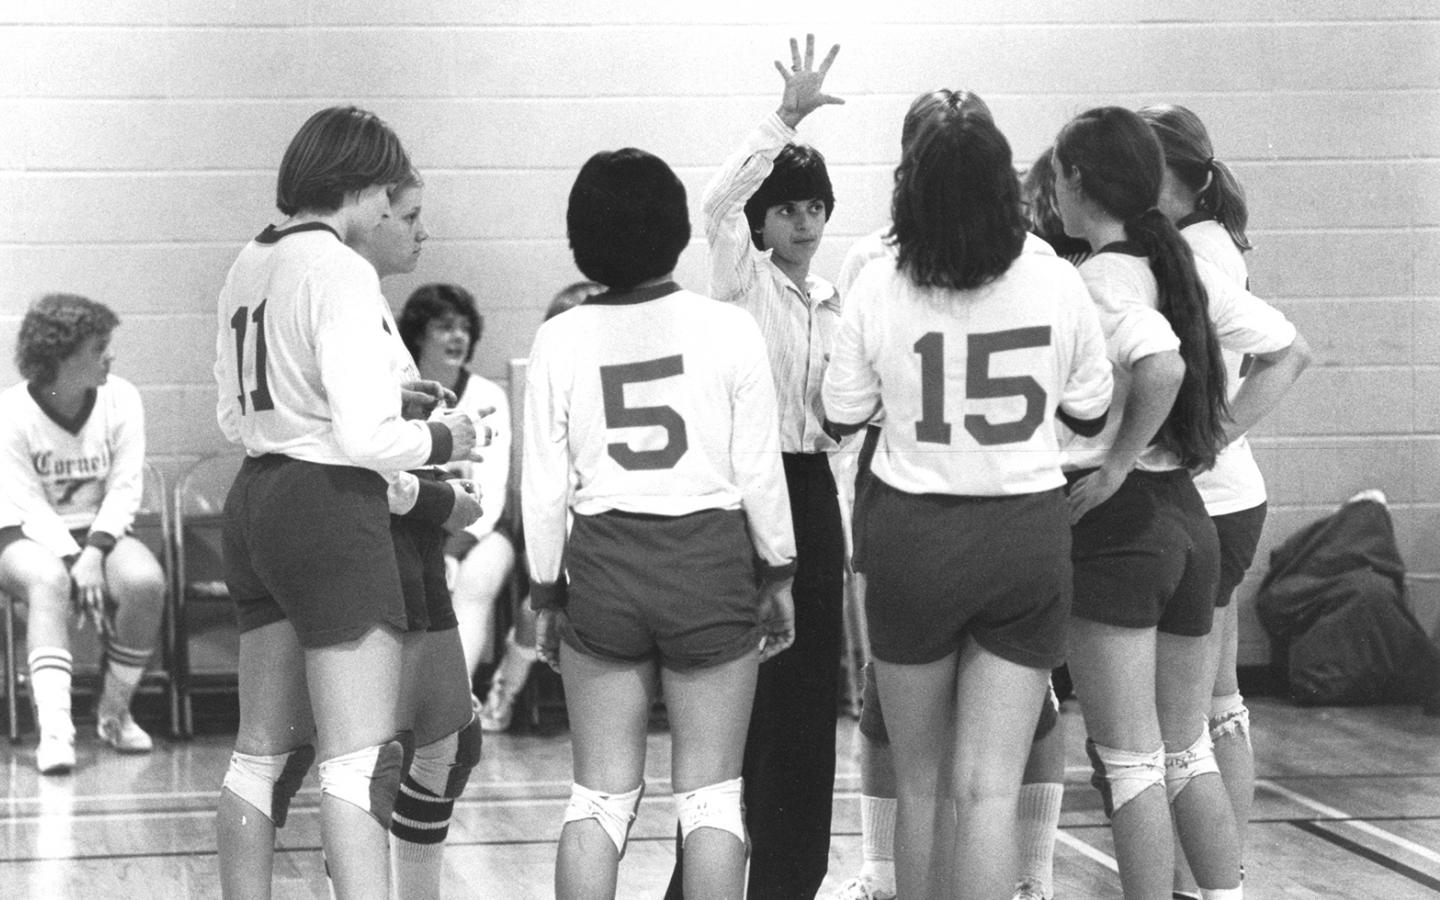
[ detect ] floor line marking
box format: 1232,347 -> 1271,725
1257,778 -> 1440,866
1055,830 -> 1119,873
1291,820 -> 1440,892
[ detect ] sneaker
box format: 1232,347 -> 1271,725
478,680 -> 517,733
36,732 -> 76,775
830,874 -> 897,900
97,712 -> 154,753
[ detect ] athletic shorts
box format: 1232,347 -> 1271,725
390,513 -> 458,634
859,479 -> 1071,670
1068,467 -> 1219,637
560,508 -> 762,672
858,660 -> 1060,745
1212,503 -> 1267,609
224,454 -> 407,648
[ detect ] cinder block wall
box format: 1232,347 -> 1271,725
2,2 -> 1437,664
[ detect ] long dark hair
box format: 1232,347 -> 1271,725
1138,103 -> 1251,252
889,107 -> 1026,291
1054,106 -> 1228,469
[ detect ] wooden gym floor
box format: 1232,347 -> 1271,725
1,696 -> 1438,898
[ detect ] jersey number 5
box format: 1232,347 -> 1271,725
914,326 -> 1052,446
600,355 -> 688,470
229,300 -> 275,415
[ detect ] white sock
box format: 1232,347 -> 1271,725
27,647 -> 73,738
858,795 -> 896,892
1017,781 -> 1063,898
101,638 -> 150,717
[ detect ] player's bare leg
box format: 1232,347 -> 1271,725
97,535 -> 165,751
451,531 -> 515,676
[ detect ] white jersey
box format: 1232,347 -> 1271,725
214,223 -> 444,471
522,282 -> 796,589
0,375 -> 146,558
824,253 -> 1112,496
1184,218 -> 1298,514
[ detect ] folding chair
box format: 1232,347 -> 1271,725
2,460 -> 180,742
171,452 -> 243,738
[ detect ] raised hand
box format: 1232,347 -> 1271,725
774,33 -> 843,129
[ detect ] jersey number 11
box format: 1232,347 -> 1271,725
230,300 -> 276,414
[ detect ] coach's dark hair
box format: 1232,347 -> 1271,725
900,89 -> 993,150
743,143 -> 835,250
16,293 -> 119,385
1055,106 -> 1228,469
1138,103 -> 1252,252
276,106 -> 412,216
889,108 -> 1026,291
399,283 -> 484,365
567,148 -> 691,290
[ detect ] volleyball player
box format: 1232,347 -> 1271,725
347,170 -> 490,900
213,106 -> 478,900
523,146 -> 796,900
823,104 -> 1112,900
0,294 -> 167,775
828,91 -> 1073,900
1051,106 -> 1244,900
1139,103 -> 1312,899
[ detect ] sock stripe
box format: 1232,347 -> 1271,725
103,641 -> 153,668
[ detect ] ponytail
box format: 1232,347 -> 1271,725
1125,207 -> 1229,469
1201,157 -> 1252,252
1138,104 -> 1252,252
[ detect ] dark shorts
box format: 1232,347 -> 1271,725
858,660 -> 1060,745
1212,503 -> 1267,609
1069,467 -> 1219,637
224,454 -> 407,649
561,508 -> 762,672
859,479 -> 1071,670
390,513 -> 458,634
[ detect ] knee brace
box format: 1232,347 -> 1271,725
391,715 -> 483,845
222,743 -> 315,827
1209,692 -> 1251,750
317,732 -> 413,828
1165,726 -> 1221,803
563,782 -> 644,857
675,777 -> 747,849
1085,739 -> 1165,819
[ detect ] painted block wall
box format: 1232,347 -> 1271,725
2,2 -> 1437,665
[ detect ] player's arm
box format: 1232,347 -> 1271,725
731,318 -> 798,580
821,272 -> 882,440
1196,258 -> 1312,441
520,328 -> 572,612
87,380 -> 146,554
0,403 -> 81,558
1057,273 -> 1113,438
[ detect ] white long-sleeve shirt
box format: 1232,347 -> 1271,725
825,253 -> 1112,496
521,283 -> 796,603
0,375 -> 146,558
215,223 -> 448,471
704,112 -> 840,454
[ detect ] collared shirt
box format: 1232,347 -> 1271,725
702,112 -> 841,454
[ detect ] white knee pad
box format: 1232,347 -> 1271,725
1210,692 -> 1251,750
675,777 -> 747,848
406,715 -> 484,800
1165,726 -> 1221,802
317,733 -> 412,827
563,782 -> 644,857
1086,739 -> 1165,819
222,743 -> 315,827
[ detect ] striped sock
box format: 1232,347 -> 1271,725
27,647 -> 74,738
390,777 -> 454,900
100,638 -> 151,717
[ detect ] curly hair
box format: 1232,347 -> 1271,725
398,283 -> 483,365
16,293 -> 119,385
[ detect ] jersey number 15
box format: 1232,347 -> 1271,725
229,300 -> 275,415
914,326 -> 1051,446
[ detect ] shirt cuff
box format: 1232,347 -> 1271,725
530,578 -> 569,611
424,421 -> 454,465
86,531 -> 117,554
407,478 -> 456,526
756,559 -> 797,584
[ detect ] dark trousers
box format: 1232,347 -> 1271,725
666,451 -> 846,900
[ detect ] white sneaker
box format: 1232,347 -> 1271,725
97,712 -> 153,753
830,874 -> 896,900
36,732 -> 76,775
